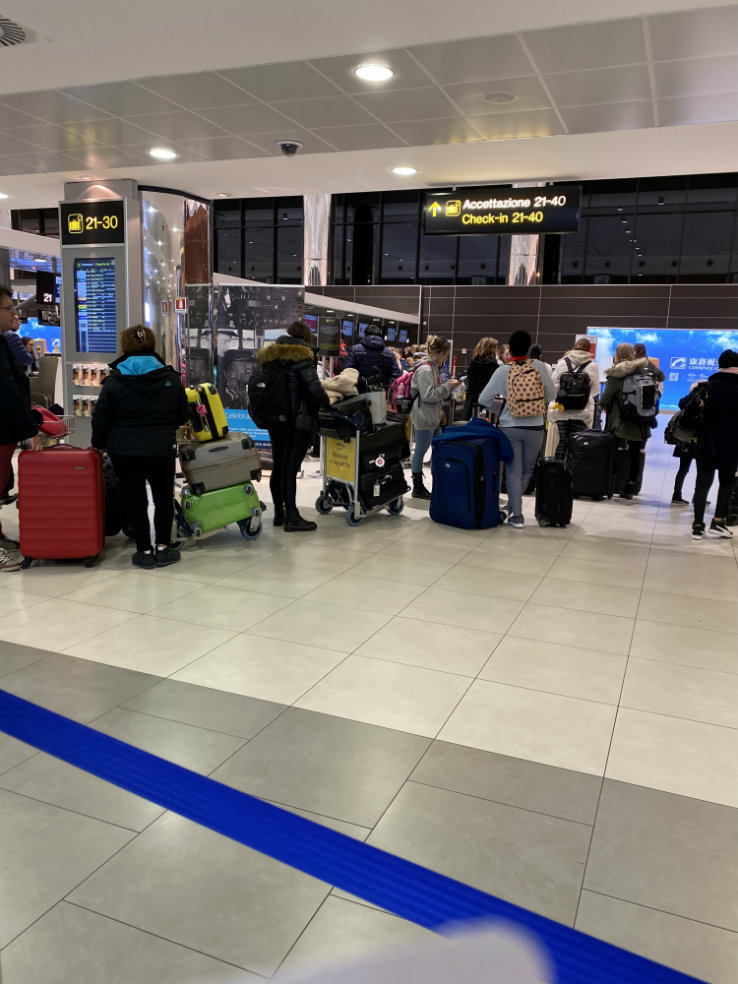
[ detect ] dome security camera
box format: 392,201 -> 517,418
277,140 -> 303,156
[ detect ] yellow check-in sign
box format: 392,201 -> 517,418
445,200 -> 462,216
324,437 -> 356,482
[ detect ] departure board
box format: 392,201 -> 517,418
74,257 -> 117,353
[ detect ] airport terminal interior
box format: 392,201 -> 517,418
0,2 -> 737,983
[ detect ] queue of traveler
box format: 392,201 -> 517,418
2,292 -> 737,574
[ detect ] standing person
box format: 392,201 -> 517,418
341,325 -> 401,387
691,349 -> 738,540
598,343 -> 665,500
409,335 -> 460,499
257,320 -> 328,532
462,337 -> 499,420
497,343 -> 511,365
549,337 -> 600,459
0,286 -> 42,572
478,330 -> 556,529
4,306 -> 33,375
20,336 -> 38,375
91,325 -> 189,569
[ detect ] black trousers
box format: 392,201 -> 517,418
693,453 -> 734,526
110,454 -> 176,552
625,439 -> 645,489
673,454 -> 694,498
268,428 -> 312,519
554,419 -> 587,460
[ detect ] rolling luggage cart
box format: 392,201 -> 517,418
315,409 -> 408,527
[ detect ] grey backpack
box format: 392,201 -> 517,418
621,372 -> 659,421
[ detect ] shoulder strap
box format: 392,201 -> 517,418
564,358 -> 574,373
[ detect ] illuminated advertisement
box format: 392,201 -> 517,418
586,327 -> 738,410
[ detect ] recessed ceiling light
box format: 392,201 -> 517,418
79,175 -> 92,180
218,192 -> 232,198
0,192 -> 8,200
149,147 -> 177,161
481,91 -> 517,105
391,166 -> 418,176
354,64 -> 394,82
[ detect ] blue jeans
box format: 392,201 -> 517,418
501,426 -> 544,519
411,427 -> 440,472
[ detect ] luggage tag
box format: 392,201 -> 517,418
373,454 -> 385,498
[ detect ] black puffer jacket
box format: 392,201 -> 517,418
91,353 -> 189,456
0,333 -> 37,445
463,356 -> 499,419
341,333 -> 401,386
699,370 -> 738,470
256,335 -> 328,433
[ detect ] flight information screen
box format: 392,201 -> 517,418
74,257 -> 117,353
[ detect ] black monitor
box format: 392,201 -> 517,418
398,328 -> 409,344
358,322 -> 368,338
386,326 -> 396,342
73,257 -> 117,354
342,319 -> 353,338
303,313 -> 318,335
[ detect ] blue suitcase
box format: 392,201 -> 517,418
430,419 -> 513,529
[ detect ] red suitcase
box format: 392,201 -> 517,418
18,446 -> 105,568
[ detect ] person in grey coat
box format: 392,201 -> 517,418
409,335 -> 460,499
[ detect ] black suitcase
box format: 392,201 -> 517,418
358,423 -> 410,471
358,463 -> 408,508
568,430 -> 618,499
535,458 -> 573,527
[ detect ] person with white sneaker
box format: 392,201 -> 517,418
0,286 -> 42,572
692,349 -> 738,540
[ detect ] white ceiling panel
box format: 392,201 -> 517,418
61,82 -> 180,117
521,18 -> 647,73
2,124 -> 107,153
62,118 -> 162,148
78,148 -> 147,170
124,111 -> 227,141
176,135 -> 269,159
219,63 -> 342,102
658,91 -> 738,124
443,76 -> 552,116
136,73 -> 252,109
385,117 -> 486,145
9,151 -> 87,172
270,95 -> 377,129
408,34 -> 534,85
198,102 -> 297,133
308,50 -> 432,93
0,157 -> 46,175
0,132 -> 53,155
0,92 -> 109,125
472,108 -> 564,140
353,87 -> 460,123
648,5 -> 738,61
244,129 -> 338,155
544,65 -> 652,107
653,56 -> 738,98
560,101 -> 655,133
310,124 -> 406,151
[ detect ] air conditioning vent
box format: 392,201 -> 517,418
0,17 -> 28,46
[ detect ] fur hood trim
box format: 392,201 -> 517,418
256,341 -> 313,367
605,356 -> 653,378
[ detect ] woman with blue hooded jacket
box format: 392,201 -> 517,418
92,325 -> 189,569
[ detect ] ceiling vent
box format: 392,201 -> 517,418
0,17 -> 29,46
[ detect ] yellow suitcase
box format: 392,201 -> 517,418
186,384 -> 229,443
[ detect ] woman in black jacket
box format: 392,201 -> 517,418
92,325 -> 189,569
462,337 -> 499,420
256,320 -> 328,532
692,349 -> 738,540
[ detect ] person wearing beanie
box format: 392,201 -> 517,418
341,325 -> 401,386
691,349 -> 738,540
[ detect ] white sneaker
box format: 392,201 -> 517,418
0,548 -> 21,572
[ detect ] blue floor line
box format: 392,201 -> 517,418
0,688 -> 705,983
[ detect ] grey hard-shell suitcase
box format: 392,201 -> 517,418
179,432 -> 262,496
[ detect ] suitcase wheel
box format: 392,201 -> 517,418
346,509 -> 364,527
237,515 -> 262,540
315,495 -> 333,515
191,482 -> 205,497
387,497 -> 404,515
20,556 -> 33,569
84,557 -> 96,568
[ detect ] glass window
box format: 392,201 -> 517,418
213,201 -> 241,227
457,235 -> 502,284
277,223 -> 303,283
584,215 -> 633,282
19,210 -> 41,235
243,200 -> 274,226
243,227 -> 274,282
215,228 -> 242,278
680,211 -> 734,277
418,234 -> 456,284
379,222 -> 417,283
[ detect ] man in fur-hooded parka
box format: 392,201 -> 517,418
599,356 -> 665,441
255,333 -> 327,432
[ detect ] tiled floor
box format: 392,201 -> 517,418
0,426 -> 736,983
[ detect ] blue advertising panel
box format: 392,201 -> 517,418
586,327 -> 738,410
223,408 -> 271,453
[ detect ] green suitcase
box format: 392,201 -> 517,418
178,482 -> 263,539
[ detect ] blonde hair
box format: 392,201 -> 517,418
426,334 -> 451,357
614,343 -> 634,364
472,336 -> 498,360
120,325 -> 156,355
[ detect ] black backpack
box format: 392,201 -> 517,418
664,381 -> 709,445
247,362 -> 292,430
556,358 -> 591,410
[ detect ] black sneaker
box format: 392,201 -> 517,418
691,523 -> 705,541
709,520 -> 734,539
132,550 -> 156,569
671,496 -> 688,506
284,515 -> 317,532
155,546 -> 182,566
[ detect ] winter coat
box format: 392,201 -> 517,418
478,360 -> 557,429
342,334 -> 401,386
698,369 -> 738,471
4,329 -> 33,372
256,334 -> 328,433
410,358 -> 455,430
462,356 -> 499,419
548,350 -> 601,426
0,332 -> 37,445
599,357 -> 666,442
91,353 -> 189,456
